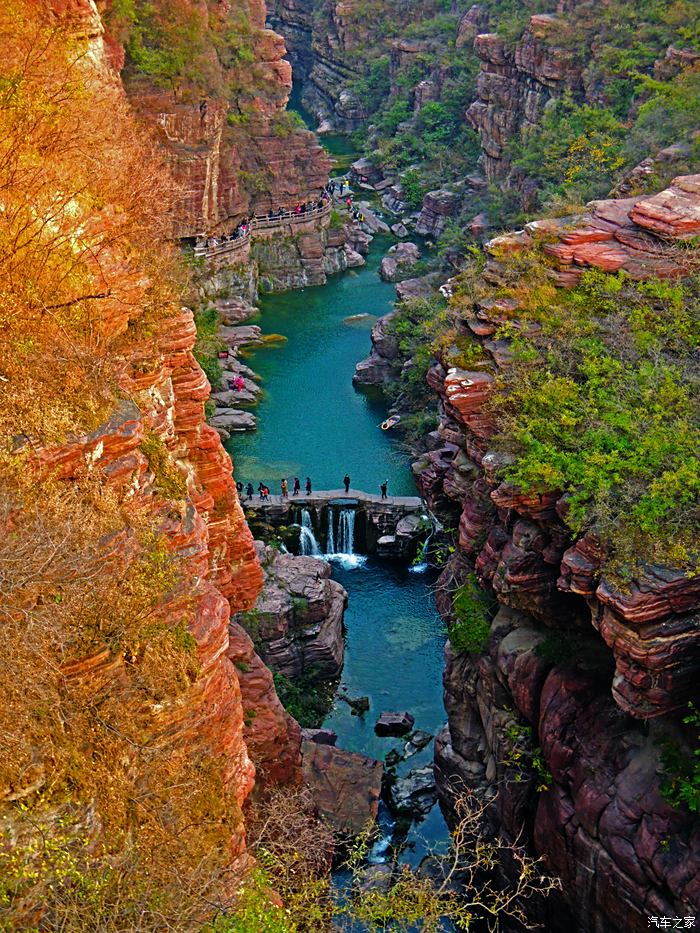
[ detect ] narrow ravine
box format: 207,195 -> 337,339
227,232 -> 451,862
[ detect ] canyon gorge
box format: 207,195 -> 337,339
0,0 -> 698,931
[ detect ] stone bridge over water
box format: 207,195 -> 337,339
243,488 -> 428,558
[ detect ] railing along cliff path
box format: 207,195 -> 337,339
194,200 -> 332,261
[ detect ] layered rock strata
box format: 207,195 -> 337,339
233,542 -> 347,681
410,179 -> 700,929
111,0 -> 330,238
24,0 -> 306,889
467,19 -> 584,181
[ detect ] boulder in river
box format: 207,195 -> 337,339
340,693 -> 370,715
344,247 -> 366,267
236,543 -> 347,681
375,711 -> 415,736
215,296 -> 257,324
415,189 -> 461,238
357,203 -> 391,234
209,409 -> 256,432
395,275 -> 440,302
353,312 -> 400,388
354,863 -> 393,895
301,727 -> 338,746
210,385 -> 259,406
389,765 -> 438,815
219,324 -> 263,350
379,242 -> 421,282
403,730 -> 433,758
302,741 -> 383,837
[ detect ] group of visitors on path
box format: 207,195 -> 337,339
203,220 -> 250,250
235,475 -> 390,501
327,179 -> 350,198
236,477 -> 313,502
199,189 -> 335,251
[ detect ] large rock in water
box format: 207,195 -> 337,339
379,241 -> 420,282
353,311 -> 400,387
209,408 -> 256,432
389,765 -> 438,815
375,711 -> 415,736
302,742 -> 383,836
233,542 -> 347,681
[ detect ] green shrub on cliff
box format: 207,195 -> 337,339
511,94 -> 626,206
140,430 -> 188,499
449,573 -> 496,654
272,670 -> 335,728
193,306 -> 226,391
660,703 -> 700,813
487,264 -> 700,574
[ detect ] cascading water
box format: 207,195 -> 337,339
326,509 -> 335,554
299,509 -> 321,556
325,506 -> 363,568
337,508 -> 355,555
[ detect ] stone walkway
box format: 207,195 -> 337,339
243,487 -> 423,509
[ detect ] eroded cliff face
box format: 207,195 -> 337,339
107,0 -> 330,237
1,4 -> 306,921
467,17 -> 584,184
413,179 -> 700,930
268,0 -> 449,131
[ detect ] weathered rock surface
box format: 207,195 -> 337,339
467,21 -> 583,182
415,190 -> 461,238
434,611 -> 700,932
375,711 -> 415,737
209,408 -> 257,433
233,543 -> 347,681
416,176 -> 700,931
252,211 -> 352,291
352,310 -> 400,386
301,727 -> 338,746
228,622 -> 302,785
379,241 -> 421,282
389,765 -> 438,815
395,274 -> 441,302
302,741 -> 383,836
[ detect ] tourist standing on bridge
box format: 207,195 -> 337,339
281,478 -> 288,498
258,482 -> 265,500
380,480 -> 388,500
305,476 -> 312,495
262,486 -> 270,501
293,477 -> 300,496
343,474 -> 350,493
246,482 -> 254,501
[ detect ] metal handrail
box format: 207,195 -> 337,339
193,199 -> 332,261
193,229 -> 251,259
250,200 -> 331,231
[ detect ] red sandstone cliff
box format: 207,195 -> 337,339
1,4 -> 303,919
412,178 -> 700,930
104,0 -> 330,237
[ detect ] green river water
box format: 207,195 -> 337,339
226,98 -> 450,864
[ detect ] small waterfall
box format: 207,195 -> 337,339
337,508 -> 355,555
326,505 -> 364,568
299,509 -> 321,556
326,508 -> 335,554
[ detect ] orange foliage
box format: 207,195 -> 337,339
0,0 -> 184,444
